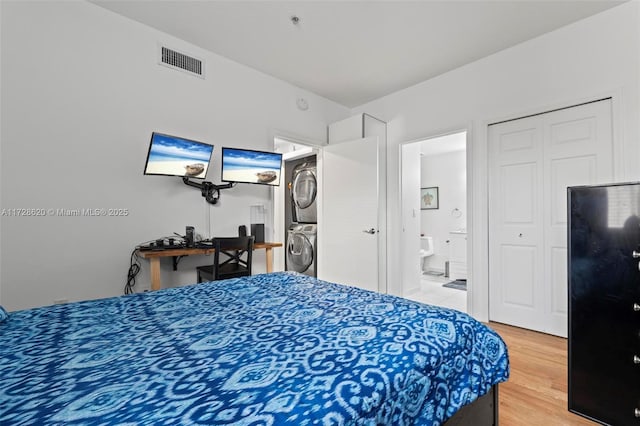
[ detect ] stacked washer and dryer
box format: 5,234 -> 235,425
285,156 -> 317,277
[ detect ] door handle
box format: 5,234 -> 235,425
363,228 -> 377,234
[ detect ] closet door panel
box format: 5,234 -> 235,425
490,99 -> 613,336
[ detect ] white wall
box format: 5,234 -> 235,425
0,1 -> 349,310
421,149 -> 466,272
353,1 -> 640,320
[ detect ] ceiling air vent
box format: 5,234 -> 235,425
159,46 -> 204,79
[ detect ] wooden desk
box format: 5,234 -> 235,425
137,242 -> 283,291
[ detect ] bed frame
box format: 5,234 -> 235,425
444,385 -> 499,426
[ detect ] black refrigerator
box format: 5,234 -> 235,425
568,182 -> 640,425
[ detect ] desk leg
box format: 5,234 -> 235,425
265,248 -> 273,273
150,258 -> 161,291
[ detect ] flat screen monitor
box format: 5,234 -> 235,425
144,132 -> 214,179
221,147 -> 282,186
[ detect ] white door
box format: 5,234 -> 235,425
400,142 -> 422,295
489,99 -> 613,336
320,137 -> 379,292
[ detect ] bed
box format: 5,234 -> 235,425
0,272 -> 509,425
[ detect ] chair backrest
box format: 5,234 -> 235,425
212,236 -> 254,280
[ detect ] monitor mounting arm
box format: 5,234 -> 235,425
182,177 -> 233,205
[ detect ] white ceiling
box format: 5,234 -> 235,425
91,0 -> 625,108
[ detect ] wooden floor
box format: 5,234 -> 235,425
488,322 -> 596,425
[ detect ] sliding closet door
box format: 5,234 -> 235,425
489,99 -> 613,336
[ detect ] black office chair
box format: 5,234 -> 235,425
196,236 -> 254,283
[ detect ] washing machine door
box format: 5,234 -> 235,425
287,231 -> 314,273
292,168 -> 317,223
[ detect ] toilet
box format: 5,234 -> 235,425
419,236 -> 434,273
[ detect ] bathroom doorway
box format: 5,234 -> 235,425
400,130 -> 468,312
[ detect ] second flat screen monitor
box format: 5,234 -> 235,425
221,147 -> 282,186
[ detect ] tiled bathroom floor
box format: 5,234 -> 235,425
404,274 -> 468,313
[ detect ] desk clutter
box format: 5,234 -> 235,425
137,237 -> 216,251
137,224 -> 263,251
137,225 -> 215,251
137,237 -> 186,251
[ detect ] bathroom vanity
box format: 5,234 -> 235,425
449,231 -> 467,280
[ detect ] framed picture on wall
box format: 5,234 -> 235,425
421,187 -> 439,210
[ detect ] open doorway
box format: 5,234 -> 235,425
273,137 -> 319,274
401,130 -> 468,312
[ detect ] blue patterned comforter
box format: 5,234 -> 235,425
0,272 -> 509,425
